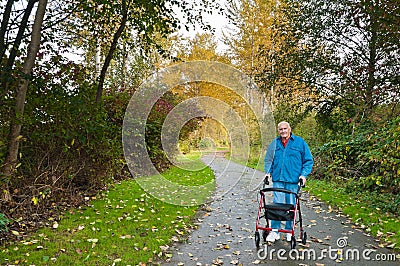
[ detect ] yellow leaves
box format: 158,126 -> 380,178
215,243 -> 231,250
175,229 -> 184,235
31,197 -> 38,205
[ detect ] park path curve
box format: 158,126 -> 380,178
161,155 -> 399,266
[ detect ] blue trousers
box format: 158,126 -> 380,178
271,181 -> 298,230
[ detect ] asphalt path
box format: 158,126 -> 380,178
161,155 -> 399,266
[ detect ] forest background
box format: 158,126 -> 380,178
0,0 -> 399,249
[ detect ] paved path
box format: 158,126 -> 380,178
162,156 -> 399,265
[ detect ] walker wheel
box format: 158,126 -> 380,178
301,231 -> 307,245
255,231 -> 260,249
290,237 -> 296,249
262,230 -> 269,242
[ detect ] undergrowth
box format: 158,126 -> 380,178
1,156 -> 213,265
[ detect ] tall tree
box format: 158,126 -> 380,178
0,0 -> 38,104
223,0 -> 317,125
2,0 -> 48,200
284,0 -> 400,131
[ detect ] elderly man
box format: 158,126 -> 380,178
264,121 -> 314,242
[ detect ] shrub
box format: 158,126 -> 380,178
313,116 -> 400,194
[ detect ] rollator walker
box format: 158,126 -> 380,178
254,175 -> 307,249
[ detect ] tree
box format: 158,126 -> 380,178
0,0 -> 225,184
284,0 -> 400,133
0,0 -> 38,105
223,0 -> 317,125
62,0 -> 224,104
2,0 -> 48,201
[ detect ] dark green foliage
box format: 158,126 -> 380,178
0,213 -> 10,232
145,92 -> 203,172
313,116 -> 400,195
9,65 -> 125,200
0,56 -> 196,230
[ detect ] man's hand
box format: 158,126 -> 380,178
299,176 -> 307,186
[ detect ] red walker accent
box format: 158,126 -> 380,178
254,177 -> 307,249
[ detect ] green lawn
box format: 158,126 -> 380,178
305,179 -> 399,251
1,155 -> 214,265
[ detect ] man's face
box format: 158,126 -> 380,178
278,123 -> 291,139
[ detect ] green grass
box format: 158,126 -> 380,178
1,157 -> 214,265
305,179 -> 400,251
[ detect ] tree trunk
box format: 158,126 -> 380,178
1,0 -> 38,105
0,0 -> 14,59
95,0 -> 128,104
2,0 -> 48,202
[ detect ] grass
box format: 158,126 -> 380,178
305,179 -> 399,251
1,155 -> 214,265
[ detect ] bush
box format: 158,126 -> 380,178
313,116 -> 400,194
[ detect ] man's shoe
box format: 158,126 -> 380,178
266,231 -> 280,243
286,233 -> 292,242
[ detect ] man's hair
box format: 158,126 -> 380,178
278,121 -> 291,129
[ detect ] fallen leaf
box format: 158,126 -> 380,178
213,258 -> 223,265
386,243 -> 396,249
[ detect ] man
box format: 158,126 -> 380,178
264,121 -> 313,242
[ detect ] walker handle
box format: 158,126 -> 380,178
299,178 -> 305,188
263,174 -> 270,186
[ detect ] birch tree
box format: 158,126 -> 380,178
2,0 -> 48,201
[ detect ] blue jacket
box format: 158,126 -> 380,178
264,134 -> 313,183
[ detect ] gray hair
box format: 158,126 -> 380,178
277,121 -> 291,129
